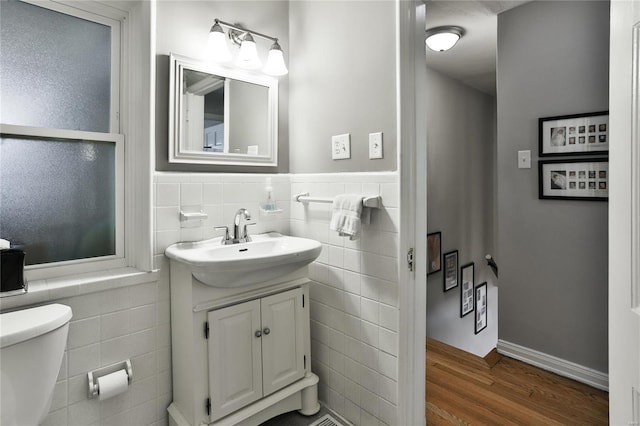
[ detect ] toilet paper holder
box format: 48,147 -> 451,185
87,359 -> 133,399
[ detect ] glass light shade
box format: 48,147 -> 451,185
263,42 -> 288,76
208,24 -> 232,62
236,34 -> 262,69
425,31 -> 461,52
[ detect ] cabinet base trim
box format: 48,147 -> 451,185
168,373 -> 320,426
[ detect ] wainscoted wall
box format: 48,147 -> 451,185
290,173 -> 399,426
152,171 -> 399,426
153,173 -> 291,260
38,278 -> 170,426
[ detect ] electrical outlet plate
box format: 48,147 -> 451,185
369,132 -> 383,159
332,134 -> 351,160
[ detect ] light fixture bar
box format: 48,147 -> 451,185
210,18 -> 288,76
214,19 -> 278,43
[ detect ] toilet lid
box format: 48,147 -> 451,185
0,304 -> 72,348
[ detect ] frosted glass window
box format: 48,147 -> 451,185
0,138 -> 116,265
0,0 -> 111,132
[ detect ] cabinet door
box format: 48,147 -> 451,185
260,288 -> 305,396
208,300 -> 262,420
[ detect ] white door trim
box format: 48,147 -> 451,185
396,1 -> 427,425
608,1 -> 640,423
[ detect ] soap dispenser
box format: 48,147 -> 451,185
263,178 -> 276,211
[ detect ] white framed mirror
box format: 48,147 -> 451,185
168,53 -> 278,166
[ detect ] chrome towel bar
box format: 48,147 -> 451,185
293,192 -> 382,209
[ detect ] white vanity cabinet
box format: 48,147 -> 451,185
167,260 -> 319,426
208,288 -> 305,420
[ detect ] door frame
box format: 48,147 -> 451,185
608,0 -> 640,423
396,1 -> 428,425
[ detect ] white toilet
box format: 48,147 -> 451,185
0,303 -> 72,425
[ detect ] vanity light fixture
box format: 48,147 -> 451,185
208,19 -> 288,76
208,21 -> 232,62
263,40 -> 288,76
236,32 -> 261,69
425,25 -> 465,52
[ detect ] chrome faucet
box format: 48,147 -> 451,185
215,209 -> 254,245
233,208 -> 253,243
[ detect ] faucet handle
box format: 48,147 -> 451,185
243,223 -> 257,241
214,226 -> 232,244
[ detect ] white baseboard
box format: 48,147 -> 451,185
497,339 -> 609,391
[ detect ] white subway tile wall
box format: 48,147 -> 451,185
37,171 -> 398,426
290,173 -> 399,426
153,173 -> 291,265
41,276 -> 170,426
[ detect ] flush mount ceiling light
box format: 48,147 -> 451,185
208,19 -> 288,76
425,25 -> 465,52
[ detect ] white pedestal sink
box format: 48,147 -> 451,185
165,232 -> 322,425
165,232 -> 322,288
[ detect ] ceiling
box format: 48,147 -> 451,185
425,0 -> 530,95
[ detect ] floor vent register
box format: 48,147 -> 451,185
308,414 -> 346,426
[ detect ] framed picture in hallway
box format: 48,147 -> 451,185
474,282 -> 488,334
427,232 -> 441,275
460,262 -> 475,317
539,158 -> 608,201
539,111 -> 609,156
443,250 -> 459,291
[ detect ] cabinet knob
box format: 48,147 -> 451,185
255,330 -> 262,338
263,327 -> 271,335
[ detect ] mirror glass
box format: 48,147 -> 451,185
169,54 -> 278,166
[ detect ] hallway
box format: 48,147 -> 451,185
426,338 -> 609,425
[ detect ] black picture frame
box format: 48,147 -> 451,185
443,250 -> 459,292
538,111 -> 609,157
427,232 -> 441,275
474,282 -> 488,334
460,262 -> 474,318
539,158 -> 608,201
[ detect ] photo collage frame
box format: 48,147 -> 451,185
538,111 -> 609,201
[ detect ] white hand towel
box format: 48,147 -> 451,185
330,194 -> 365,240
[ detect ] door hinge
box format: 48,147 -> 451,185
407,248 -> 415,272
304,355 -> 307,369
204,322 -> 209,339
206,397 -> 211,416
302,294 -> 305,308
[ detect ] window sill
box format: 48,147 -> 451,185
0,267 -> 158,312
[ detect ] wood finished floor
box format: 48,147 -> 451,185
426,338 -> 609,425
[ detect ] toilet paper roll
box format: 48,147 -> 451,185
97,370 -> 129,401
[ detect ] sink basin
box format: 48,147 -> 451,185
165,232 -> 322,288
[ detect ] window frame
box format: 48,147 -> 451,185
0,0 -> 138,280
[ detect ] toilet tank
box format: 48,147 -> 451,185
0,304 -> 72,425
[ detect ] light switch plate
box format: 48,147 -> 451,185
518,150 -> 531,169
332,134 -> 351,160
369,132 -> 383,159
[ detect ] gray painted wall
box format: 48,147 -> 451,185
425,67 -> 498,357
288,1 -> 397,173
497,1 -> 609,372
155,1 -> 289,173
